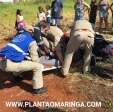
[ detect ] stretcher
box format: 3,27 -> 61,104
39,56 -> 62,72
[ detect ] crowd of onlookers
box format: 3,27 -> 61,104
89,0 -> 113,31
75,0 -> 113,31
15,0 -> 113,33
15,0 -> 63,32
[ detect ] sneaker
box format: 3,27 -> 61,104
61,75 -> 67,78
60,69 -> 68,78
33,87 -> 47,94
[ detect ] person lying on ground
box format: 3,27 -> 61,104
0,30 -> 47,94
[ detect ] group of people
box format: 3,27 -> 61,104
0,0 -> 64,94
77,0 -> 113,31
89,0 -> 113,31
15,0 -> 63,33
37,0 -> 63,26
0,0 -> 112,95
15,0 -> 113,32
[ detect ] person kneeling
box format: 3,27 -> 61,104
0,31 -> 47,94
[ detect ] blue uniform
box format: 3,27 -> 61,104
0,31 -> 34,62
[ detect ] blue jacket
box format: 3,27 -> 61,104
0,31 -> 34,62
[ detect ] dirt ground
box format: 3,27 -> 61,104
0,18 -> 113,112
0,66 -> 113,112
0,38 -> 113,112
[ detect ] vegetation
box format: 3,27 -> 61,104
0,0 -> 113,29
0,1 -> 113,112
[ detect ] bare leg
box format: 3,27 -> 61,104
104,17 -> 108,30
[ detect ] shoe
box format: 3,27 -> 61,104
13,75 -> 23,83
60,69 -> 68,78
60,74 -> 67,78
82,70 -> 91,75
33,87 -> 47,94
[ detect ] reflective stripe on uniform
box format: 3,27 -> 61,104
7,43 -> 26,55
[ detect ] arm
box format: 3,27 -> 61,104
97,1 -> 101,10
29,41 -> 39,62
60,2 -> 63,17
110,3 -> 113,12
107,0 -> 110,10
83,2 -> 90,14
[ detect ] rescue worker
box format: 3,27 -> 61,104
43,23 -> 64,63
0,31 -> 47,94
47,25 -> 64,50
33,21 -> 64,60
62,19 -> 95,76
55,32 -> 70,65
33,22 -> 54,58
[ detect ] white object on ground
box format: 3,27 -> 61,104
39,56 -> 61,71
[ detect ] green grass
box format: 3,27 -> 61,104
0,2 -> 37,25
0,0 -> 72,31
0,0 -> 113,35
0,0 -> 86,27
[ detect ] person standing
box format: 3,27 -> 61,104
45,5 -> 51,24
37,6 -> 46,23
74,0 -> 90,21
51,0 -> 63,26
98,0 -> 110,31
89,0 -> 98,29
74,0 -> 84,21
62,19 -> 95,76
15,9 -> 26,32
